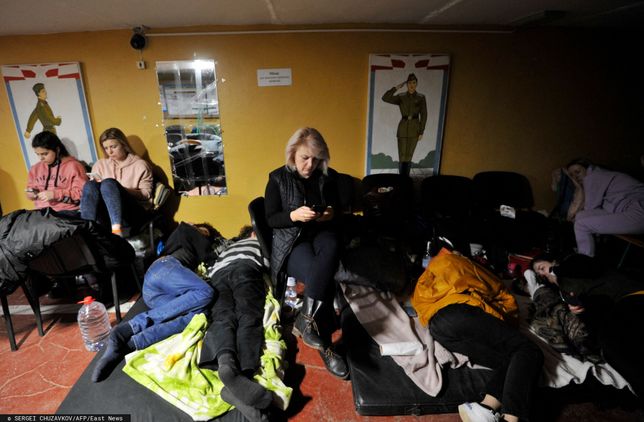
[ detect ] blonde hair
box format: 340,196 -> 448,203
285,127 -> 330,175
99,127 -> 134,156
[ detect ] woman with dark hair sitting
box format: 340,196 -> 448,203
264,127 -> 348,379
531,253 -> 644,405
92,221 -> 221,382
80,127 -> 153,236
26,131 -> 88,216
564,158 -> 644,256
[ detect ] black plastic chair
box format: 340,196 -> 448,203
420,175 -> 474,255
361,173 -> 414,239
248,197 -> 288,301
472,171 -> 547,259
2,231 -> 141,351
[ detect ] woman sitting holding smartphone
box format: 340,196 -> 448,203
26,131 -> 88,217
80,127 -> 153,236
264,127 -> 348,379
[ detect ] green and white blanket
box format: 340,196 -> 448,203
123,286 -> 292,421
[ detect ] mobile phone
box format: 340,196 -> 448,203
25,188 -> 39,194
311,204 -> 326,213
87,172 -> 100,180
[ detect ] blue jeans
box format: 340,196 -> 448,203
128,256 -> 214,350
80,178 -> 148,228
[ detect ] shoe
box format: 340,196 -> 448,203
292,296 -> 326,351
458,402 -> 501,422
319,346 -> 349,379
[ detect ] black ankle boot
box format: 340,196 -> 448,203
319,346 -> 349,379
292,296 -> 326,351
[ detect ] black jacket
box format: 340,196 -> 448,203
264,166 -> 338,281
0,209 -> 134,295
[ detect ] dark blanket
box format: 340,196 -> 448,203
57,298 -> 243,422
0,208 -> 134,295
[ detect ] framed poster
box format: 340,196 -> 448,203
366,54 -> 450,178
1,62 -> 97,169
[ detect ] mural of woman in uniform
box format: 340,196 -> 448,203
382,73 -> 427,177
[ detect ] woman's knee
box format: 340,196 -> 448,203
82,180 -> 100,196
99,178 -> 120,192
194,284 -> 215,306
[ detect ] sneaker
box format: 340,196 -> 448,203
458,402 -> 501,422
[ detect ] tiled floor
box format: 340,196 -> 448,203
1,287 -> 641,421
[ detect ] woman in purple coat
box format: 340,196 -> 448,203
566,158 -> 644,256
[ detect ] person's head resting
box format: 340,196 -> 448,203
99,127 -> 133,161
530,253 -> 557,284
406,73 -> 418,94
32,83 -> 46,99
285,127 -> 330,178
566,158 -> 592,186
32,131 -> 69,166
193,222 -> 222,243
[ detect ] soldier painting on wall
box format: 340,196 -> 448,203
366,54 -> 450,178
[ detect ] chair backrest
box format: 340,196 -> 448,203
248,197 -> 272,261
361,173 -> 413,219
28,231 -> 98,277
152,182 -> 172,212
472,171 -> 534,210
421,175 -> 474,219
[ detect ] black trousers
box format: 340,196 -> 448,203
286,229 -> 340,301
429,304 -> 543,420
199,264 -> 266,374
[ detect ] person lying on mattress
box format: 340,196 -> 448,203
531,253 -> 644,405
92,221 -> 222,382
197,226 -> 273,422
411,241 -> 543,422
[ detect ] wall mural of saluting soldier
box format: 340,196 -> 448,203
381,73 -> 428,177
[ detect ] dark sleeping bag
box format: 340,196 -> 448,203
0,208 -> 134,295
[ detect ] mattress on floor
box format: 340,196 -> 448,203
340,302 -> 492,416
57,297 -> 244,422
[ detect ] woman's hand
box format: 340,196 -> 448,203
290,206 -> 319,223
563,168 -> 582,189
316,206 -> 334,222
36,190 -> 55,201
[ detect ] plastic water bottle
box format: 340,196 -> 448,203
77,296 -> 111,352
421,241 -> 432,269
283,277 -> 298,312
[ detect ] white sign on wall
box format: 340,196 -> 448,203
257,68 -> 292,87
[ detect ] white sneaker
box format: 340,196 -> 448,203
458,402 -> 501,422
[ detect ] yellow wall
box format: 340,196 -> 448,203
1,27 -> 641,236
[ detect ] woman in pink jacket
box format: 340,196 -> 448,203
80,127 -> 153,236
26,131 -> 88,216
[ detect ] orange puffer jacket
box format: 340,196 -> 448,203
411,251 -> 518,327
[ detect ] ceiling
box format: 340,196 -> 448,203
1,0 -> 643,36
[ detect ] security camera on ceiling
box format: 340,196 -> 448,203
130,26 -> 149,50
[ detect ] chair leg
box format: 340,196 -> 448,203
22,282 -> 44,337
111,273 -> 121,323
1,293 -> 17,351
130,263 -> 142,292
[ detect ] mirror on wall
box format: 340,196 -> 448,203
155,60 -> 227,196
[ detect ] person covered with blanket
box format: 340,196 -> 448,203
412,242 -> 543,422
92,221 -> 221,382
531,253 -> 644,405
198,226 -> 273,422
